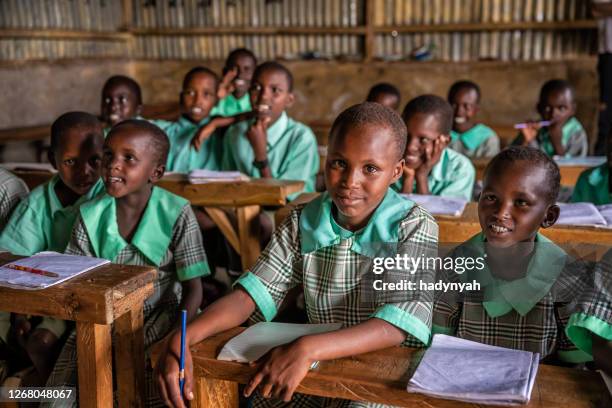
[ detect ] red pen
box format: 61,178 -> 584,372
4,263 -> 59,278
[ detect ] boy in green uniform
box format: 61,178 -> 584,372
394,94 -> 475,201
157,102 -> 438,408
100,75 -> 143,131
513,79 -> 588,157
433,146 -> 608,368
221,61 -> 319,199
366,82 -> 401,111
45,120 -> 209,406
0,111 -> 105,383
447,80 -> 500,159
161,67 -> 223,173
0,168 -> 28,231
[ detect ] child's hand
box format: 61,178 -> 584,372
217,67 -> 238,100
191,122 -> 216,151
247,117 -> 271,160
416,135 -> 449,177
401,166 -> 416,194
519,121 -> 540,144
155,333 -> 194,408
244,340 -> 313,402
10,314 -> 31,347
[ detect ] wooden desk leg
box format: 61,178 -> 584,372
236,205 -> 261,270
192,377 -> 239,408
115,306 -> 146,408
76,322 -> 113,408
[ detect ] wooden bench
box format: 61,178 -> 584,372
152,327 -> 610,408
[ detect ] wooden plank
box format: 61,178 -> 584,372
152,327 -> 610,408
204,207 -> 241,255
114,306 -> 146,408
192,377 -> 239,408
0,29 -> 130,41
364,0 -> 376,62
156,175 -> 304,207
76,322 -> 113,408
129,27 -> 367,36
373,19 -> 597,34
0,124 -> 49,144
236,205 -> 261,270
120,0 -> 133,31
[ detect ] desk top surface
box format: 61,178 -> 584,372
0,252 -> 156,324
181,327 -> 610,408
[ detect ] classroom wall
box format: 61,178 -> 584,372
0,57 -> 599,139
135,58 -> 599,136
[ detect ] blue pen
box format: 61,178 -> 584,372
179,309 -> 187,395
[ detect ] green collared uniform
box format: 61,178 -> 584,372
392,148 -> 475,201
450,124 -> 500,159
235,189 -> 438,407
571,163 -> 611,205
212,93 -> 251,117
222,112 -> 319,200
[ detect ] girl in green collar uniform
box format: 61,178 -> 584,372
157,102 -> 438,408
45,120 -> 210,406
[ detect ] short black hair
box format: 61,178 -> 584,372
108,119 -> 170,166
253,61 -> 294,92
225,48 -> 257,68
402,94 -> 454,135
539,79 -> 574,103
330,102 -> 407,162
367,83 -> 401,102
447,80 -> 481,103
485,146 -> 561,203
50,111 -> 103,152
182,66 -> 219,90
102,75 -> 142,105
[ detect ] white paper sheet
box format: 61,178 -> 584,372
188,169 -> 249,184
553,156 -> 606,167
217,322 -> 342,363
407,334 -> 539,406
0,251 -> 109,290
556,203 -> 607,226
402,194 -> 468,217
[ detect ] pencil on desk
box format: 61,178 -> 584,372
514,120 -> 551,129
179,309 -> 187,395
4,263 -> 59,278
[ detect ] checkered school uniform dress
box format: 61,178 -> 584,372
433,232 -> 600,364
0,168 -> 28,231
44,202 -> 208,408
235,191 -> 438,408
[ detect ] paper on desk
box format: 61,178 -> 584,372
407,334 -> 539,406
217,322 -> 342,363
0,251 -> 109,290
188,169 -> 249,184
556,203 -> 607,226
553,156 -> 606,167
402,194 -> 468,217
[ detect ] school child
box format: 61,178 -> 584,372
366,82 -> 401,111
570,130 -> 612,204
447,80 -> 500,158
45,119 -> 209,406
0,111 -> 105,383
160,66 -> 224,173
393,94 -> 475,201
100,75 -> 143,129
221,61 -> 319,199
0,168 -> 28,231
156,102 -> 438,408
213,48 -> 257,117
433,146 -> 604,366
513,79 -> 588,157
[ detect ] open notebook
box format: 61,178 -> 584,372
407,334 -> 539,406
217,322 -> 342,365
188,169 -> 249,184
0,252 -> 109,290
401,194 -> 468,217
556,203 -> 612,227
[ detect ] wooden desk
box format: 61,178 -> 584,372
472,158 -> 594,187
6,171 -> 304,270
156,174 -> 304,270
0,253 -> 156,408
152,327 -> 610,408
